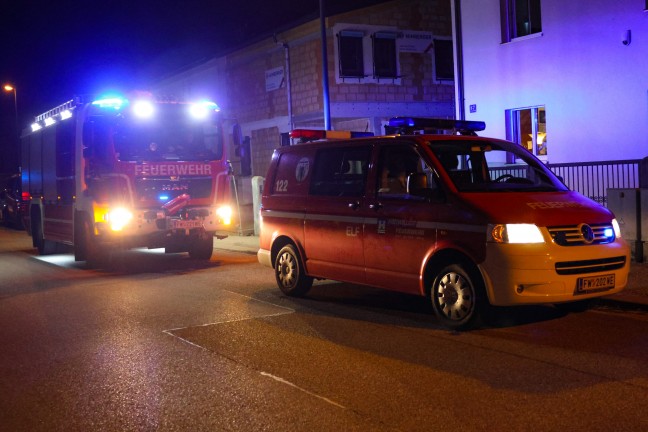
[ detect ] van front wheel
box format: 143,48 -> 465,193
430,264 -> 481,330
275,245 -> 313,296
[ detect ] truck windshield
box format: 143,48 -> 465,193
89,104 -> 223,162
428,139 -> 568,193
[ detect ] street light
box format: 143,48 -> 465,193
3,84 -> 18,131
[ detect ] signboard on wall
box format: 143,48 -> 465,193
399,31 -> 434,53
265,67 -> 284,92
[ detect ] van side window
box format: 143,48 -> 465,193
378,145 -> 437,199
310,146 -> 371,197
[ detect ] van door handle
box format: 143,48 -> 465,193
369,203 -> 383,210
348,201 -> 360,210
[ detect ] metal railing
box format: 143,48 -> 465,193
547,159 -> 642,206
487,159 -> 642,207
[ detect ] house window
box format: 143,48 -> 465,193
338,30 -> 365,78
507,106 -> 547,160
501,0 -> 542,42
433,38 -> 454,82
372,32 -> 398,79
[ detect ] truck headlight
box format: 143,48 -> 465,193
489,224 -> 544,244
105,207 -> 133,231
216,205 -> 232,225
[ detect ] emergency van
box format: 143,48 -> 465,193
257,118 -> 630,329
21,93 -> 234,265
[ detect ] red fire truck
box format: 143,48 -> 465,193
21,93 -> 234,265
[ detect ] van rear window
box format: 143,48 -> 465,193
310,146 -> 371,197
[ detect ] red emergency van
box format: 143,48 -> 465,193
257,118 -> 630,329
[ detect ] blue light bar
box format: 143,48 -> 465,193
92,97 -> 127,110
388,117 -> 486,132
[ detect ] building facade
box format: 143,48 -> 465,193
154,0 -> 454,231
454,0 -> 648,164
155,0 -> 453,175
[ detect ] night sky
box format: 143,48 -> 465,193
1,0 -> 386,137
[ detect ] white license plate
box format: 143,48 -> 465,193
170,219 -> 204,230
576,274 -> 615,293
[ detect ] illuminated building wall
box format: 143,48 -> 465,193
455,0 -> 648,163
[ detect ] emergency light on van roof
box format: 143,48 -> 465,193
290,129 -> 374,141
387,117 -> 486,135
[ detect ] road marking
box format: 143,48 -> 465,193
260,372 -> 346,409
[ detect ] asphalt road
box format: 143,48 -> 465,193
0,227 -> 647,431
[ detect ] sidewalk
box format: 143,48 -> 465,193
215,234 -> 648,310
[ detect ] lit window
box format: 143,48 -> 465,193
506,106 -> 547,160
501,0 -> 542,42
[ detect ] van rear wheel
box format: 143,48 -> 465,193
275,244 -> 313,296
430,263 -> 482,330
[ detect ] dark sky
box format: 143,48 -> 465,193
1,0 -> 387,128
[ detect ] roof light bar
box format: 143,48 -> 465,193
290,129 -> 374,142
386,117 -> 486,136
92,97 -> 127,110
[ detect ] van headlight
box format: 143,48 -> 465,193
216,205 -> 233,225
488,224 -> 544,244
105,207 -> 133,231
611,218 -> 621,238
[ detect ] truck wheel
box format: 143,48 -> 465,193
430,263 -> 483,330
274,244 -> 313,296
188,231 -> 213,260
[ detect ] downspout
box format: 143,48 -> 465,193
283,43 -> 294,130
320,0 -> 332,130
451,0 -> 466,121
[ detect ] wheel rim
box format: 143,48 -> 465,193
436,271 -> 474,322
277,252 -> 297,288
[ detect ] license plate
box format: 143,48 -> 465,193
576,274 -> 615,294
170,219 -> 204,230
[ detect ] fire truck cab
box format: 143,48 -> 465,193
21,93 -> 234,265
258,118 -> 631,329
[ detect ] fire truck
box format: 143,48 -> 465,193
21,93 -> 234,265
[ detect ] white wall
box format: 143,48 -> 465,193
458,0 -> 648,163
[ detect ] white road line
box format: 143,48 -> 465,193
260,372 -> 346,409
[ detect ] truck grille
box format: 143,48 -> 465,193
135,177 -> 212,201
548,223 -> 614,246
555,256 -> 626,275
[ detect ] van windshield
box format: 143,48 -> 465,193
428,139 -> 568,192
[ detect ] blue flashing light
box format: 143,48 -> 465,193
159,194 -> 170,201
189,101 -> 220,119
132,100 -> 155,118
350,131 -> 374,138
92,97 -> 127,110
387,117 -> 486,134
604,227 -> 614,239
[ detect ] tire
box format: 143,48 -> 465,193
430,263 -> 484,330
274,244 -> 313,296
188,231 -> 213,260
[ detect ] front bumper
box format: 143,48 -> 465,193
480,240 -> 630,306
94,205 -> 230,246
